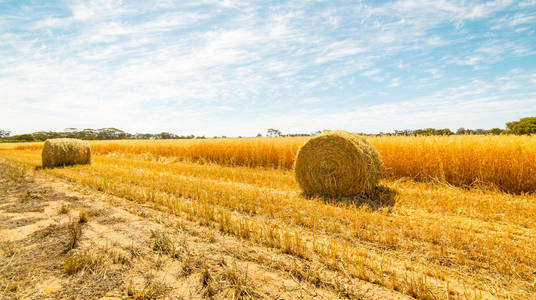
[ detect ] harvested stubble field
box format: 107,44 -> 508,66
1,135 -> 536,299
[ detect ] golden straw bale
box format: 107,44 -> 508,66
294,131 -> 383,197
42,138 -> 91,168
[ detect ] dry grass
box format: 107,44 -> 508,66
64,248 -> 103,274
220,263 -> 258,299
57,203 -> 70,214
149,229 -> 184,259
77,210 -> 89,224
1,137 -> 536,299
66,219 -> 82,251
129,274 -> 171,300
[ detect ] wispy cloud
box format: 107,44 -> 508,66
0,0 -> 535,135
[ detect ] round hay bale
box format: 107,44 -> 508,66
42,138 -> 91,168
294,131 -> 383,197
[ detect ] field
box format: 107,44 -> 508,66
1,136 -> 536,299
13,135 -> 536,193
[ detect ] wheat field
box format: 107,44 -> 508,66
12,135 -> 536,193
1,136 -> 536,299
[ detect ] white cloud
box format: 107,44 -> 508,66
71,3 -> 97,21
255,73 -> 536,134
426,36 -> 445,46
515,26 -> 530,32
315,41 -> 367,64
302,97 -> 321,104
452,56 -> 482,67
389,78 -> 401,87
509,13 -> 535,26
255,95 -> 536,134
362,69 -> 381,77
518,0 -> 536,7
427,69 -> 442,79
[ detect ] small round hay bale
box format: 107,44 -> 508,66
294,131 -> 383,197
42,138 -> 91,168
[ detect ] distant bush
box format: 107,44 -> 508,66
507,117 -> 536,135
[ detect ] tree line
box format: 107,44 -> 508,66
1,117 -> 534,142
263,117 -> 536,137
0,128 -> 205,143
382,117 -> 536,136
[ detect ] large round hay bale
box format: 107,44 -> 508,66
294,131 -> 383,197
42,138 -> 91,168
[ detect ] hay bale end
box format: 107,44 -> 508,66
42,138 -> 91,168
293,131 -> 383,197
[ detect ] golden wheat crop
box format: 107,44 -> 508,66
10,135 -> 536,193
0,145 -> 535,299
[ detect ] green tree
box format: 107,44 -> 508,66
506,117 -> 536,135
0,129 -> 10,138
96,128 -> 130,139
266,128 -> 282,137
435,128 -> 454,135
486,128 -> 504,135
17,134 -> 35,142
155,132 -> 176,139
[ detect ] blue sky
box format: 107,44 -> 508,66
1,0 -> 535,136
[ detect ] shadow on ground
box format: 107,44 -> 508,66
307,184 -> 398,211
